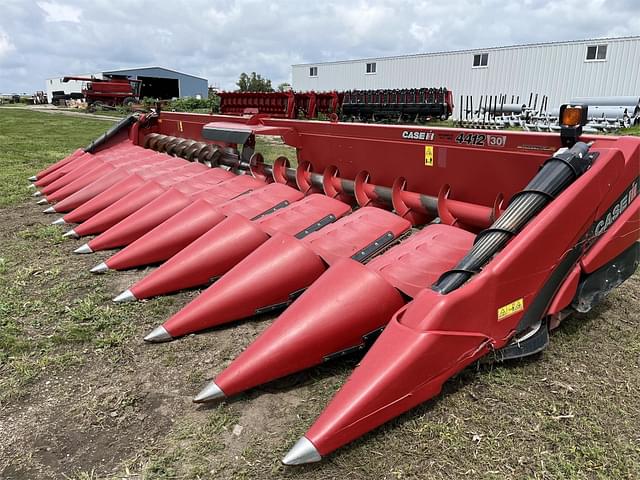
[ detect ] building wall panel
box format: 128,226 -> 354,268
292,37 -> 640,115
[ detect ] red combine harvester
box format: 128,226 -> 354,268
62,76 -> 141,107
29,106 -> 639,465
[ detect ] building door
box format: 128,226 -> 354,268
138,76 -> 180,99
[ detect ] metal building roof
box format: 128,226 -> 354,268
101,66 -> 207,81
292,35 -> 640,66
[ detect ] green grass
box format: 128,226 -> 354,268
0,108 -> 108,206
0,109 -> 155,403
622,124 -> 640,136
0,228 -> 149,403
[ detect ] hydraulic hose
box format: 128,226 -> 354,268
432,141 -> 593,295
84,113 -> 139,153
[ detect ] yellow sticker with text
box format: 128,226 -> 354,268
424,145 -> 434,166
497,298 -> 524,321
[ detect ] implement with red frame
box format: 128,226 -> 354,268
29,104 -> 639,464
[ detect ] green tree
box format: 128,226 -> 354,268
277,82 -> 292,92
236,72 -> 274,92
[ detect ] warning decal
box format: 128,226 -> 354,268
424,145 -> 434,166
497,298 -> 524,321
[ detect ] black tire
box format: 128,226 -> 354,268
123,97 -> 136,107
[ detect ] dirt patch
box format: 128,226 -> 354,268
1,196 -> 639,480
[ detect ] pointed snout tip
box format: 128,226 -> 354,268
73,242 -> 93,253
143,325 -> 173,343
64,230 -> 80,240
193,382 -> 226,404
282,437 -> 322,465
113,289 -> 137,303
90,262 -> 109,274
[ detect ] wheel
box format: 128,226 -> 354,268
123,97 -> 136,107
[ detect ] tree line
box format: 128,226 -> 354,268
236,72 -> 290,93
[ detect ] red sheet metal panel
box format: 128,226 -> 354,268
368,223 -> 475,297
303,207 -> 411,264
255,194 -> 351,237
216,183 -> 304,218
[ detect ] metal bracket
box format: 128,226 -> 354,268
294,214 -> 337,239
250,200 -> 291,221
351,231 -> 396,263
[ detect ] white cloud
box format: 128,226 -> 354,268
37,1 -> 82,23
0,31 -> 15,58
409,23 -> 440,46
0,0 -> 637,93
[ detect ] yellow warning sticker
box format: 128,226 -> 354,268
178,120 -> 184,132
424,145 -> 434,166
497,298 -> 524,321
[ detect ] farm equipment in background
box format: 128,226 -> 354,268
218,90 -> 343,119
458,93 -> 640,132
218,88 -> 452,122
62,76 -> 142,108
32,91 -> 48,104
27,105 -> 639,465
342,87 -> 453,122
218,90 -> 297,118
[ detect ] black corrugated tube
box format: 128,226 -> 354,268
432,141 -> 593,295
84,113 -> 139,153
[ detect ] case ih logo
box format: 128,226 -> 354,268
593,178 -> 638,237
402,130 -> 435,141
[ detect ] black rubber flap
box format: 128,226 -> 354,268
202,124 -> 253,144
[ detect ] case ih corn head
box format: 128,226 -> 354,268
29,107 -> 639,464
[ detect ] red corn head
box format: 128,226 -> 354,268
43,161 -> 116,200
85,175 -> 265,251
50,167 -> 136,213
62,160 -> 207,223
34,148 -> 85,183
207,224 -> 475,399
43,148 -> 168,202
103,183 -> 305,271
300,290 -> 491,461
35,151 -> 90,187
152,207 -> 411,340
39,142 -> 135,192
71,166 -> 228,237
49,154 -> 162,213
128,194 -> 352,300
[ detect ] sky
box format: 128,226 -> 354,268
0,0 -> 638,94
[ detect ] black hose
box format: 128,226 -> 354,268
432,141 -> 593,294
84,113 -> 139,153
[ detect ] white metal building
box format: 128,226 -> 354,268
292,36 -> 640,114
